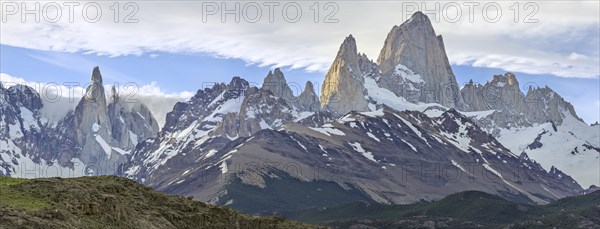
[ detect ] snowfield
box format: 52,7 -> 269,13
497,112 -> 599,187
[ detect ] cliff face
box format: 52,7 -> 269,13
296,81 -> 320,112
70,67 -> 117,170
107,86 -> 159,151
320,35 -> 368,114
461,72 -> 583,130
376,11 -> 463,109
262,68 -> 295,105
59,67 -> 159,175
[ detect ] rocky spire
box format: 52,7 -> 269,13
304,80 -> 315,92
92,66 -> 103,84
296,81 -> 320,112
67,66 -> 160,175
73,67 -> 115,171
262,68 -> 294,105
320,35 -> 367,114
524,84 -> 582,124
85,67 -> 107,105
376,11 -> 463,109
109,85 -> 119,103
461,72 -> 583,130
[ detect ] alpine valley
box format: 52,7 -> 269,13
1,11 -> 599,224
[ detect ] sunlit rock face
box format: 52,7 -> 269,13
320,35 -> 368,115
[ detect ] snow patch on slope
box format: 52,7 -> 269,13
94,135 -> 112,159
497,112 -> 600,187
349,142 -> 377,163
310,125 -> 345,136
394,64 -> 424,83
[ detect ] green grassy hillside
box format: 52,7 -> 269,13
286,190 -> 600,228
0,176 -> 321,229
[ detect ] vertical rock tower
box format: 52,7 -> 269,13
377,12 -> 463,109
320,35 -> 368,114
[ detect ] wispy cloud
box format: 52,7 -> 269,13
25,52 -> 138,82
0,72 -> 193,127
1,1 -> 598,78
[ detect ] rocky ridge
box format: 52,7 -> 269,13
0,67 -> 159,177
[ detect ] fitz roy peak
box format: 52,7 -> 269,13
376,11 -> 463,109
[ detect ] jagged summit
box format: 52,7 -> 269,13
6,84 -> 43,111
109,85 -> 118,103
491,72 -> 518,86
296,81 -> 320,112
91,66 -> 102,83
229,76 -> 250,90
262,68 -> 293,103
461,72 -> 582,126
377,11 -> 439,74
84,67 -> 107,103
337,34 -> 358,58
376,11 -> 462,109
304,80 -> 314,92
400,11 -> 434,31
53,66 -> 160,175
320,34 -> 367,114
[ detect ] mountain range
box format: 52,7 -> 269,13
1,11 -> 598,216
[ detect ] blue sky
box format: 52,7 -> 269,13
0,45 -> 323,94
1,1 -> 598,123
2,44 -> 598,124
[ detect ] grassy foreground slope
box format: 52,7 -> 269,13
0,176 -> 320,229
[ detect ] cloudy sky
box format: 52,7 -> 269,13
1,0 -> 599,125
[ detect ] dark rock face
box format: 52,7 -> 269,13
527,130 -> 547,150
6,85 -> 43,112
0,82 -> 84,177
